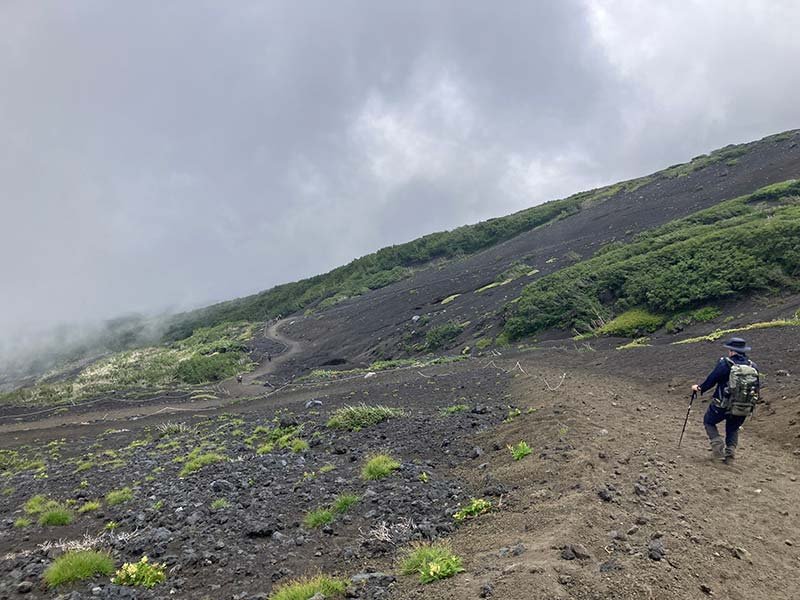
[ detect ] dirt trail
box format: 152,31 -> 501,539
217,317 -> 305,398
394,357 -> 800,600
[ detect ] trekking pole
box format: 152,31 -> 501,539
678,391 -> 697,448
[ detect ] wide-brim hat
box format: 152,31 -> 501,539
722,337 -> 751,353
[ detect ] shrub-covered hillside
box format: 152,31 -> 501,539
504,180 -> 800,339
162,180 -> 650,341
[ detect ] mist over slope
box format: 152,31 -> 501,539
2,128 -> 799,396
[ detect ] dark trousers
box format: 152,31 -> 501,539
703,403 -> 746,448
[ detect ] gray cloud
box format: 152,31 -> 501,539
1,0 -> 799,338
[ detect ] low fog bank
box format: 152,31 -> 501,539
0,313 -> 172,392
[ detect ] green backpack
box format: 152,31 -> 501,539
724,358 -> 760,416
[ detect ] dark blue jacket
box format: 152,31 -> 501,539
699,353 -> 758,402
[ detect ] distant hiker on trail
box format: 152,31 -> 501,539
692,337 -> 760,461
237,373 -> 243,384
267,352 -> 272,362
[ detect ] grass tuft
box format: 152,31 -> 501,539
179,452 -> 226,477
106,487 -> 133,506
44,550 -> 114,587
269,574 -> 347,600
361,454 -> 401,480
39,507 -> 73,526
327,404 -> 404,431
303,508 -> 333,529
400,541 -> 465,583
78,500 -> 102,514
331,493 -> 359,514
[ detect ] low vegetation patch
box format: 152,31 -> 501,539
210,498 -> 229,510
2,321 -> 256,405
105,487 -> 133,506
327,404 -> 404,430
78,500 -> 102,514
426,321 -> 465,350
401,541 -> 465,584
440,404 -> 468,415
26,496 -> 73,526
14,517 -> 32,528
179,452 -> 226,477
44,550 -> 115,587
269,574 -> 347,600
665,306 -> 721,333
673,317 -> 800,345
505,180 -> 800,339
361,454 -> 401,480
508,441 -> 532,461
303,508 -> 333,529
595,309 -> 665,338
331,493 -> 360,514
453,498 -> 492,523
617,337 -> 651,350
112,556 -> 166,588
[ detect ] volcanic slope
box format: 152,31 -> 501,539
1,321 -> 799,600
277,130 -> 800,371
2,130 -> 800,600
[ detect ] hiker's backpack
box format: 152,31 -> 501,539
723,358 -> 759,416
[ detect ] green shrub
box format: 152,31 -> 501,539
269,575 -> 347,600
112,556 -> 166,588
475,338 -> 492,350
401,541 -> 465,583
175,352 -> 243,384
39,507 -> 73,526
505,180 -> 800,339
692,306 -> 722,322
596,309 -> 665,337
105,487 -> 133,506
327,404 -> 404,430
44,550 -> 114,587
426,322 -> 465,350
508,441 -> 532,461
453,498 -> 492,523
361,454 -> 401,480
179,452 -> 226,477
14,517 -> 32,528
210,498 -> 229,510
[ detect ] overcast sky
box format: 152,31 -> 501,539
1,0 -> 799,337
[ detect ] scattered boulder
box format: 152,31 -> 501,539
648,539 -> 665,561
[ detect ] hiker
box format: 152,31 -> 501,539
267,352 -> 272,362
691,337 -> 760,461
237,373 -> 243,384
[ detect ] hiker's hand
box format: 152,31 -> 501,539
692,384 -> 701,393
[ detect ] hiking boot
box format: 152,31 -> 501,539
710,438 -> 725,460
724,446 -> 736,461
